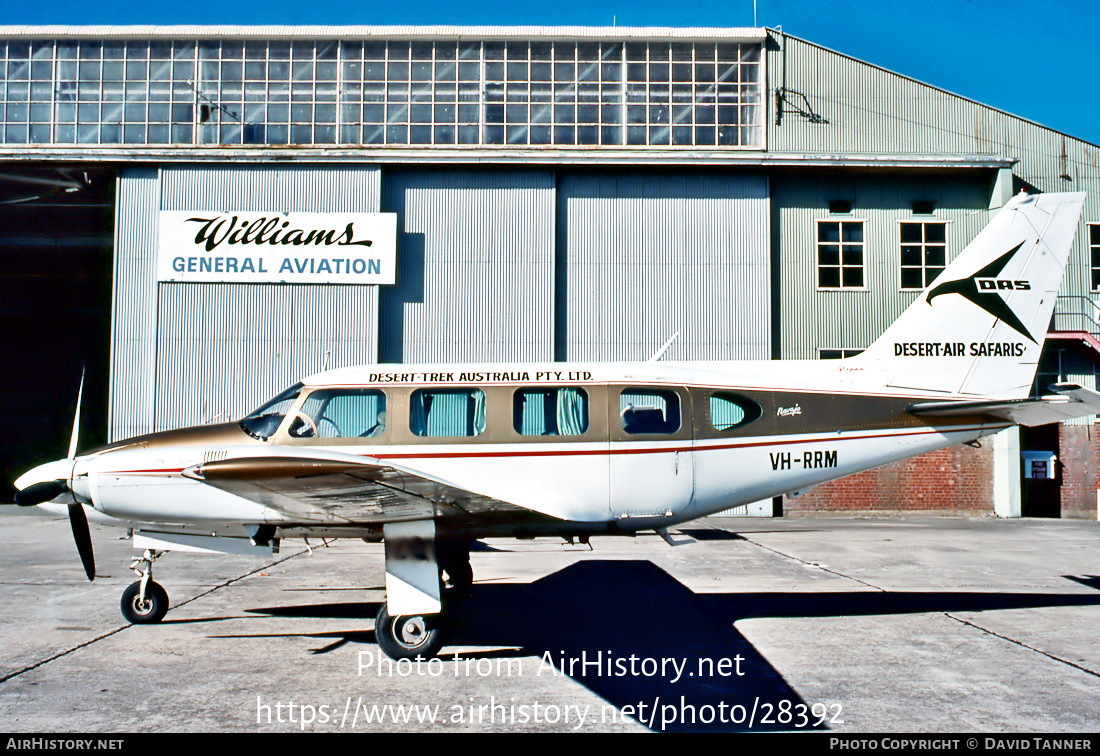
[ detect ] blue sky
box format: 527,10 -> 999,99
4,0 -> 1098,145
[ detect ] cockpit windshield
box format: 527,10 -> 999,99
239,383 -> 303,440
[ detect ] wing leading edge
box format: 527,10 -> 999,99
185,452 -> 531,525
907,383 -> 1100,427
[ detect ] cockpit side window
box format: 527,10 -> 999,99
288,389 -> 387,439
239,383 -> 303,440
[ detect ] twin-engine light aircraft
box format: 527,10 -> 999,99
14,191 -> 1097,660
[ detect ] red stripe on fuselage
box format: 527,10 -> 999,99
98,424 -> 1002,474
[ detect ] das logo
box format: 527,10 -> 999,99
926,241 -> 1036,342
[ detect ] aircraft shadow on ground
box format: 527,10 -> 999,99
233,560 -> 1100,732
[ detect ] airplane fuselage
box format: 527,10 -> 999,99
58,359 -> 1007,539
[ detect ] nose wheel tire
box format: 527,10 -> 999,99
375,605 -> 444,660
121,580 -> 169,624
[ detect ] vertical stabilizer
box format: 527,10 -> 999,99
855,192 -> 1085,397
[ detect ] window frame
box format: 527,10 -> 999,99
707,391 -> 762,432
512,386 -> 590,437
815,217 -> 867,290
1089,223 -> 1100,291
615,386 -> 687,438
408,386 -> 488,438
898,219 -> 949,291
818,348 -> 864,359
284,387 -> 389,443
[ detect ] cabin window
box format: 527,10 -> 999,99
290,389 -> 387,439
513,387 -> 589,436
410,388 -> 487,437
239,383 -> 303,440
620,389 -> 681,434
709,392 -> 762,431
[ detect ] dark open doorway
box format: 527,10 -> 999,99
1020,423 -> 1061,518
0,166 -> 115,502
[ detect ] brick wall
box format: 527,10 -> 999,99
1058,424 -> 1099,518
783,444 -> 994,513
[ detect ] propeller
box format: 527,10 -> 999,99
14,480 -> 68,506
68,498 -> 95,581
13,370 -> 95,581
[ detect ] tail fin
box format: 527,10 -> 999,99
856,191 -> 1085,398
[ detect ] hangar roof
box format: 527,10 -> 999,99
0,25 -> 768,41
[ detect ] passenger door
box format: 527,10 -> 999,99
608,385 -> 694,518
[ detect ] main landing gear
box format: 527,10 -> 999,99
120,549 -> 169,624
374,605 -> 445,660
373,522 -> 472,660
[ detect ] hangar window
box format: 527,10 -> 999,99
709,392 -> 762,431
817,220 -> 864,288
513,388 -> 589,436
1090,224 -> 1100,290
410,388 -> 487,437
819,349 -> 864,359
0,37 -> 763,150
290,389 -> 387,439
620,389 -> 681,435
899,221 -> 947,289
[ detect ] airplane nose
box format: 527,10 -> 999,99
13,458 -> 76,506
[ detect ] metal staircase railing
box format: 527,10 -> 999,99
1051,295 -> 1100,340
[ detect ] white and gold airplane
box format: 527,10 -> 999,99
14,191 -> 1097,660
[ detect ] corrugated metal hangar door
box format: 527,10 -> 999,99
379,170 -> 555,364
111,165 -> 382,440
556,173 -> 770,361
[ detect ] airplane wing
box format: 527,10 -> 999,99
907,383 -> 1100,427
184,451 -> 533,525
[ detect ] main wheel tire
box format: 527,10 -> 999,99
375,605 -> 444,660
120,580 -> 169,624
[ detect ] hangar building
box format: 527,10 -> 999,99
2,25 -> 1097,517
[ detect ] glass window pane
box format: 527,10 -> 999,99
410,389 -> 487,437
818,222 -> 839,243
709,392 -> 761,431
901,268 -> 923,289
819,267 -> 840,288
291,389 -> 387,439
620,389 -> 680,434
513,388 -> 589,436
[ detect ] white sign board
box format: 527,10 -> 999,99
156,211 -> 397,285
1021,451 -> 1057,480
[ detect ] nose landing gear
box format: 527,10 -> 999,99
121,549 -> 169,624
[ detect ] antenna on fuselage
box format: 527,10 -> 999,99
648,332 -> 680,362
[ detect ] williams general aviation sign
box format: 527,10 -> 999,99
156,211 -> 398,285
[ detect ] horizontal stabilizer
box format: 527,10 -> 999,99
908,383 -> 1100,427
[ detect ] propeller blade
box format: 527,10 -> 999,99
14,480 -> 67,506
67,503 -> 95,581
68,368 -> 84,460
